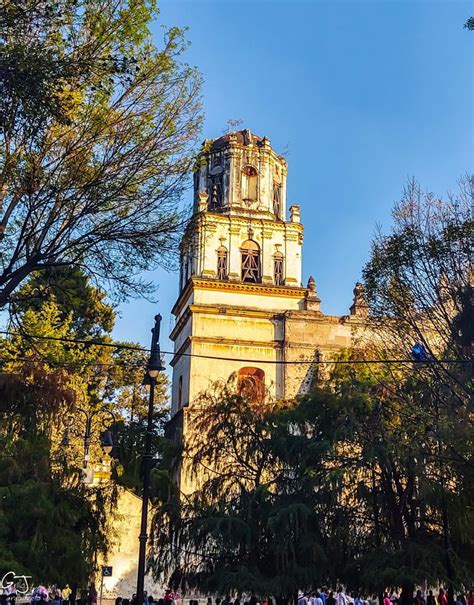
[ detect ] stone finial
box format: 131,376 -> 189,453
305,275 -> 321,312
289,204 -> 300,223
350,281 -> 368,316
198,191 -> 208,212
243,128 -> 253,146
307,275 -> 317,293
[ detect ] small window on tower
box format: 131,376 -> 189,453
217,246 -> 228,280
209,177 -> 222,208
242,165 -> 258,202
274,252 -> 284,285
241,240 -> 261,283
209,165 -> 223,209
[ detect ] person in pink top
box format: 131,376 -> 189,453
439,591 -> 448,605
384,594 -> 391,605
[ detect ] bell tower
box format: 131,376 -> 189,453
168,130 -> 308,470
179,129 -> 303,290
166,129 -> 374,492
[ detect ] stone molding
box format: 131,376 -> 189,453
191,277 -> 306,298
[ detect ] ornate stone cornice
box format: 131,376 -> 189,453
169,336 -> 191,366
190,334 -> 281,349
192,277 -> 306,298
188,303 -> 281,319
199,211 -> 303,232
169,306 -> 191,341
171,277 -> 307,318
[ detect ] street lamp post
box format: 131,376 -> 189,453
61,405 -> 115,605
62,405 -> 115,477
136,314 -> 165,605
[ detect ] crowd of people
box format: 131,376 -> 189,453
113,589 -> 474,605
2,584 -> 473,605
295,588 -> 474,605
0,583 -> 76,605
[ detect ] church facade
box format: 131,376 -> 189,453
168,130 -> 369,484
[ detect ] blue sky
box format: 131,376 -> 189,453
113,0 -> 473,359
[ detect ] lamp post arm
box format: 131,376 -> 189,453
94,405 -> 116,428
73,406 -> 116,468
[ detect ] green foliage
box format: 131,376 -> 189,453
111,378 -> 169,494
0,433 -> 110,586
362,177 -> 472,404
152,363 -> 473,595
12,266 -> 115,336
0,266 -> 169,582
0,0 -> 202,307
151,383 -> 331,596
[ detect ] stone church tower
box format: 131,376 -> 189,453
168,130 -> 368,480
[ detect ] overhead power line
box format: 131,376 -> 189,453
0,330 -> 145,352
0,330 -> 472,367
8,356 -> 145,369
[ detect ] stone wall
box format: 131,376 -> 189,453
100,489 -> 162,600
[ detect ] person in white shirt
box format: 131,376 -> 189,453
337,588 -> 348,605
298,594 -> 308,605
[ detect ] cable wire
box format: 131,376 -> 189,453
0,330 -> 472,366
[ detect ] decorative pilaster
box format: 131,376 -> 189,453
228,223 -> 242,281
198,191 -> 208,212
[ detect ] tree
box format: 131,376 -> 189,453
362,177 -> 473,603
0,418 -> 111,585
0,0 -> 202,308
0,266 -> 169,583
361,177 -> 473,524
151,379 -> 329,600
362,177 -> 472,401
0,311 -> 114,584
151,362 -> 473,600
294,356 -> 474,601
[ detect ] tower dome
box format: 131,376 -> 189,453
193,128 -> 288,220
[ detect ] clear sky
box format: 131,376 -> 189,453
113,0 -> 473,360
